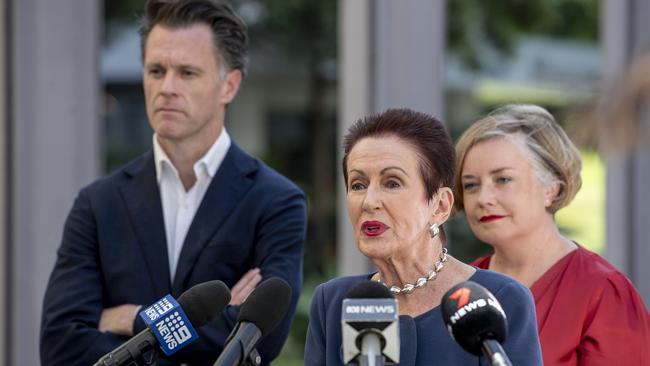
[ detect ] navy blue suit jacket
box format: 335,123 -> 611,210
40,143 -> 307,366
305,270 -> 543,366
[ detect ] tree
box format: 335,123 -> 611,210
448,0 -> 598,69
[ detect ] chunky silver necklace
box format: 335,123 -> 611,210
377,248 -> 448,295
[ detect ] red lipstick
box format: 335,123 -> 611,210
479,215 -> 505,223
361,221 -> 388,237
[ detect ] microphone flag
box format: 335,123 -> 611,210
341,297 -> 399,364
139,294 -> 199,356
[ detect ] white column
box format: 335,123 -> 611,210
0,0 -> 7,362
10,1 -> 101,365
372,0 -> 446,116
602,0 -> 650,304
338,0 -> 373,275
337,0 -> 446,276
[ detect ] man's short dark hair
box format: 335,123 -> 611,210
139,0 -> 249,77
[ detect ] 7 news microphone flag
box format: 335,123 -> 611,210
441,281 -> 513,366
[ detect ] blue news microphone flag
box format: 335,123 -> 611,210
139,295 -> 199,356
94,280 -> 231,366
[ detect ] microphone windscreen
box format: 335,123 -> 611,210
345,280 -> 395,299
178,280 -> 231,327
440,281 -> 507,356
238,277 -> 292,336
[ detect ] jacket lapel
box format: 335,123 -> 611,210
172,143 -> 258,295
119,152 -> 172,297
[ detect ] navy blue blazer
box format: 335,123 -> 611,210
305,270 -> 543,366
40,143 -> 307,366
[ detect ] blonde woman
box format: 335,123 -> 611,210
455,104 -> 650,365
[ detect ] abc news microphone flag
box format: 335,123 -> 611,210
341,281 -> 399,365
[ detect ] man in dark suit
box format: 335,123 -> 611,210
39,1 -> 307,365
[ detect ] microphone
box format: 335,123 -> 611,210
213,277 -> 292,366
341,281 -> 399,366
441,281 -> 512,366
94,280 -> 231,366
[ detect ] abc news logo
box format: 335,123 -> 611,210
344,304 -> 396,314
341,298 -> 398,323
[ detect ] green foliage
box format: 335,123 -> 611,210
248,0 -> 337,62
448,0 -> 598,68
447,214 -> 492,264
274,270 -> 336,365
105,0 -> 146,22
555,150 -> 605,253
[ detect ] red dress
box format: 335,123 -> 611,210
473,246 -> 650,365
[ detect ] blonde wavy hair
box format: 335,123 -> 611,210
454,104 -> 582,214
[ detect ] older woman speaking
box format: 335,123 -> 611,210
304,109 -> 542,365
455,104 -> 650,365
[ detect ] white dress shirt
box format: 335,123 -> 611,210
153,129 -> 231,281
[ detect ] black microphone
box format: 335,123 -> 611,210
213,277 -> 292,366
341,281 -> 399,366
441,281 -> 512,366
94,280 -> 231,366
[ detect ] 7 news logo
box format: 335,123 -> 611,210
446,286 -> 506,324
449,287 -> 471,309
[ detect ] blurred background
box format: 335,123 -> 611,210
2,0 -> 650,365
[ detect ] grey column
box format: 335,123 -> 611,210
371,0 -> 446,115
10,1 -> 101,365
602,0 -> 650,304
338,0 -> 373,276
0,0 -> 7,361
338,0 -> 446,276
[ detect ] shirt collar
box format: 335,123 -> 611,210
153,128 -> 232,184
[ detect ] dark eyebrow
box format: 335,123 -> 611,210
349,166 -> 408,178
348,169 -> 367,178
178,64 -> 202,71
380,166 -> 409,177
144,62 -> 202,72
